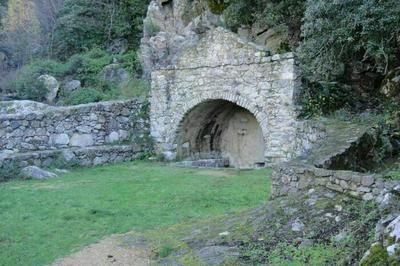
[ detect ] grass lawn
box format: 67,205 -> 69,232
0,161 -> 271,266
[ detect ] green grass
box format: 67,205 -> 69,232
0,161 -> 271,266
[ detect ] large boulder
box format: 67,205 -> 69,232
38,75 -> 59,103
63,80 -> 81,92
100,64 -> 129,85
21,166 -> 57,180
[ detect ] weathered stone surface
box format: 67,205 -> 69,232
21,166 -> 57,180
63,80 -> 81,92
38,75 -> 59,103
150,27 -> 315,166
140,0 -> 221,79
387,215 -> 400,243
101,64 -> 129,85
0,100 -> 49,115
291,218 -> 305,232
361,215 -> 400,264
107,131 -> 120,143
362,175 -> 375,187
70,134 -> 94,148
49,134 -> 70,146
1,144 -> 149,175
193,246 -> 240,265
0,99 -> 149,152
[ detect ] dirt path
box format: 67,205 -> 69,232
52,235 -> 151,266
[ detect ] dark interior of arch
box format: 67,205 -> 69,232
176,100 -> 265,168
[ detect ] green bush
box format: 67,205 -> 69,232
0,162 -> 21,182
123,79 -> 150,98
118,50 -> 142,77
65,48 -> 113,87
299,81 -> 357,117
60,88 -> 105,105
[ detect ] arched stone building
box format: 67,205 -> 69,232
150,27 -> 311,168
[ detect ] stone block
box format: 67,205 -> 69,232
49,134 -> 70,146
70,134 -> 94,147
361,175 -> 375,187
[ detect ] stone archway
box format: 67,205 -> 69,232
176,99 -> 265,168
150,27 -> 304,166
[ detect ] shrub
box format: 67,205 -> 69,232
118,50 -> 142,77
111,78 -> 150,99
0,162 -> 21,182
65,48 -> 112,87
299,81 -> 357,117
60,88 -> 105,105
143,19 -> 161,38
296,0 -> 400,115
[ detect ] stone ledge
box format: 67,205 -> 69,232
0,99 -> 146,120
0,145 -> 149,176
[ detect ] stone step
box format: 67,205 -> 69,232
175,158 -> 230,168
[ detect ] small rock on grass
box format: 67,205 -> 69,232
21,166 -> 57,180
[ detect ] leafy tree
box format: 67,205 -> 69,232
1,0 -> 41,67
298,0 -> 400,82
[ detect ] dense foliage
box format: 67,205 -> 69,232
222,0 -> 305,50
297,0 -> 400,117
53,0 -> 149,58
0,0 -> 149,102
299,0 -> 400,83
11,48 -> 147,102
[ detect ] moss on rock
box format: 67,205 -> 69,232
360,243 -> 389,266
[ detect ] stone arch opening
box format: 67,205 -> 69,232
176,99 -> 265,168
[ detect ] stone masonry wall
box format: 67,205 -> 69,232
150,27 -> 311,164
0,99 -> 149,152
271,162 -> 400,202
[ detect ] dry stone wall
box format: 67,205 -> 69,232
271,162 -> 400,202
0,99 -> 151,175
0,99 -> 149,152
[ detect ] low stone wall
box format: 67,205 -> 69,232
271,162 -> 400,201
0,144 -> 147,170
0,99 -> 149,152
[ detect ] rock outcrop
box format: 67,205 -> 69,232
101,64 -> 129,85
140,0 -> 222,79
